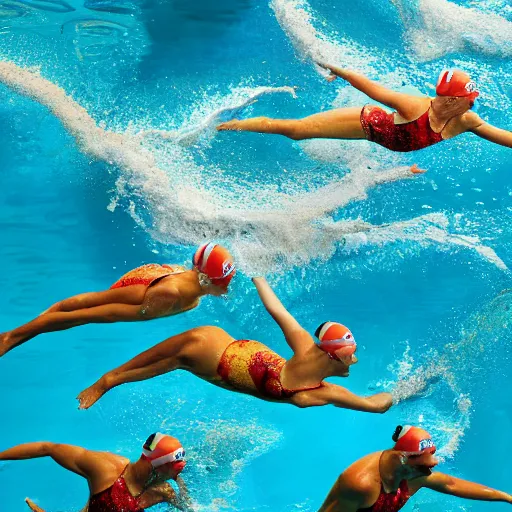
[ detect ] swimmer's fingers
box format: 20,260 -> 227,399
410,164 -> 427,175
315,61 -> 342,81
315,60 -> 330,70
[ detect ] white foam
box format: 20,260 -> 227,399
269,0 -> 380,75
136,85 -> 297,147
0,60 -> 506,276
392,0 -> 512,61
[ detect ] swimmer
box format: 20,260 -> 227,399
218,67 -> 512,152
0,432 -> 191,512
77,276 -> 393,413
318,425 -> 512,511
0,243 -> 235,358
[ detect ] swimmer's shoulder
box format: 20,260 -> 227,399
458,111 -> 485,132
337,452 -> 381,494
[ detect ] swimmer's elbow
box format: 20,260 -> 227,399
37,442 -> 54,456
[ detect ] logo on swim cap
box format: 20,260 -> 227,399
222,260 -> 235,278
419,439 -> 435,451
465,81 -> 478,93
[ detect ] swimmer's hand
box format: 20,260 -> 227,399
25,498 -> 46,512
369,392 -> 393,413
410,164 -> 426,174
315,62 -> 346,82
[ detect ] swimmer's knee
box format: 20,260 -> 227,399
285,121 -> 307,141
45,300 -> 67,313
290,393 -> 313,408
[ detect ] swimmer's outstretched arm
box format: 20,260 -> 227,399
470,120 -> 512,148
293,383 -> 393,413
252,277 -> 316,355
316,63 -> 424,119
415,472 -> 512,503
0,442 -> 102,479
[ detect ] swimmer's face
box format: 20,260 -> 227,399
404,449 -> 439,477
335,349 -> 358,376
436,95 -> 473,114
208,282 -> 229,296
156,459 -> 187,481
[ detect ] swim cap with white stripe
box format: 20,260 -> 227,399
315,321 -> 356,361
193,242 -> 235,288
142,433 -> 185,468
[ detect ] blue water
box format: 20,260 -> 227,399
1,0 -> 512,510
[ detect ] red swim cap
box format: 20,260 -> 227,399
142,432 -> 185,468
193,242 -> 236,288
393,425 -> 436,453
436,69 -> 479,100
315,321 -> 356,361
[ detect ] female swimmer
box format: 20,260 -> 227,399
77,277 -> 393,413
0,433 -> 191,512
0,243 -> 235,357
218,67 -> 512,152
319,425 -> 512,511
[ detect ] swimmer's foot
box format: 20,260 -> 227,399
410,164 -> 426,174
25,498 -> 46,512
77,377 -> 110,410
216,119 -> 241,131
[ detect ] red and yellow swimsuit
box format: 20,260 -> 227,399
110,264 -> 186,289
217,340 -> 321,399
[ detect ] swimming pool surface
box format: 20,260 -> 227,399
1,0 -> 512,510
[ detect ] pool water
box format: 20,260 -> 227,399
1,0 -> 512,510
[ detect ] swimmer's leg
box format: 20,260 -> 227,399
43,286 -> 147,314
217,107 -> 366,140
0,301 -> 145,357
25,498 -> 46,512
77,329 -> 200,409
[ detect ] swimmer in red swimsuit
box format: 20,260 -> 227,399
319,425 -> 512,512
0,243 -> 235,358
218,67 -> 512,152
0,432 -> 191,512
77,276 -> 393,413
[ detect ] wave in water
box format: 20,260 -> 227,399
392,0 -> 512,61
269,0 -> 382,76
384,289 -> 512,460
0,60 -> 506,275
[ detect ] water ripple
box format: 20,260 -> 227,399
15,0 -> 74,13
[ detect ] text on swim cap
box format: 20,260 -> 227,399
418,439 -> 435,451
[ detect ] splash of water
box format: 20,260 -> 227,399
0,60 -> 506,276
136,85 -> 297,147
386,289 -> 512,459
392,0 -> 512,61
269,0 -> 382,76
